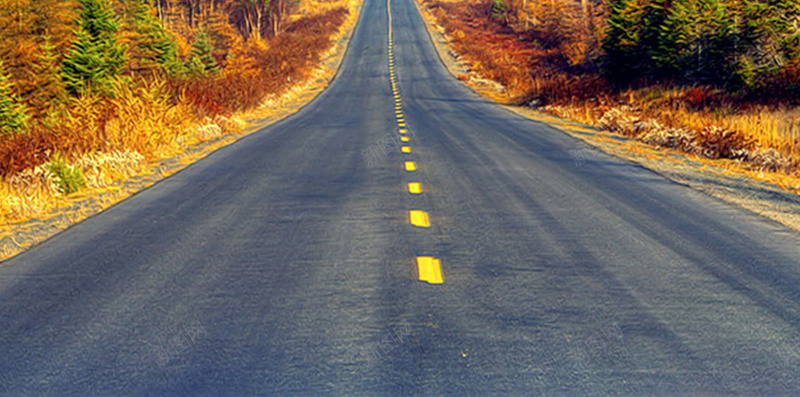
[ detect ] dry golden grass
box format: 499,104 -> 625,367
419,0 -> 800,179
0,0 -> 363,259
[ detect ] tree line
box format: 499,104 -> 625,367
603,0 -> 800,92
0,0 -> 298,135
492,0 -> 800,97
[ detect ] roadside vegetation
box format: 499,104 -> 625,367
0,0 -> 353,223
420,0 -> 800,183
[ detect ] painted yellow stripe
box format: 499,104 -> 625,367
408,182 -> 422,194
398,128 -> 407,134
409,210 -> 430,227
404,161 -> 416,172
397,118 -> 405,123
401,146 -> 411,153
398,123 -> 406,127
416,256 -> 443,284
400,136 -> 410,142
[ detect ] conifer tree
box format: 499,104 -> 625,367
0,61 -> 30,136
734,0 -> 800,88
602,0 -> 644,84
658,0 -> 735,84
62,0 -> 127,95
187,27 -> 219,76
120,0 -> 182,78
26,36 -> 67,118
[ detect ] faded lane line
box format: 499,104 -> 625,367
416,257 -> 444,284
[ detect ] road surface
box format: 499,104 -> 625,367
3,0 -> 800,394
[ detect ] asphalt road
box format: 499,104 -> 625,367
3,0 -> 800,394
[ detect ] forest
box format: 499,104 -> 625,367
0,0 -> 352,220
423,0 -> 800,181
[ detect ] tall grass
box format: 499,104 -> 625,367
0,1 -> 353,225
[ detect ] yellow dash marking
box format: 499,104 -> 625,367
404,161 -> 416,171
401,146 -> 411,153
398,123 -> 406,127
408,182 -> 422,194
409,210 -> 430,227
398,128 -> 407,134
397,118 -> 405,123
400,136 -> 410,142
416,256 -> 443,284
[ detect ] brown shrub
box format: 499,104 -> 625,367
173,7 -> 348,116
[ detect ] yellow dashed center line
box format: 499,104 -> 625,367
388,0 -> 446,285
409,210 -> 431,227
416,257 -> 444,284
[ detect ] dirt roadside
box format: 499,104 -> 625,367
414,0 -> 800,233
0,1 -> 365,261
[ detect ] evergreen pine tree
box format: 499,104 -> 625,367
602,0 -> 645,84
26,36 -> 67,118
120,0 -> 182,77
62,0 -> 127,95
187,27 -> 219,77
658,0 -> 736,84
0,61 -> 31,136
734,0 -> 800,88
638,0 -> 671,75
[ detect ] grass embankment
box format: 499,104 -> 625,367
0,0 -> 361,259
418,0 -> 800,194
